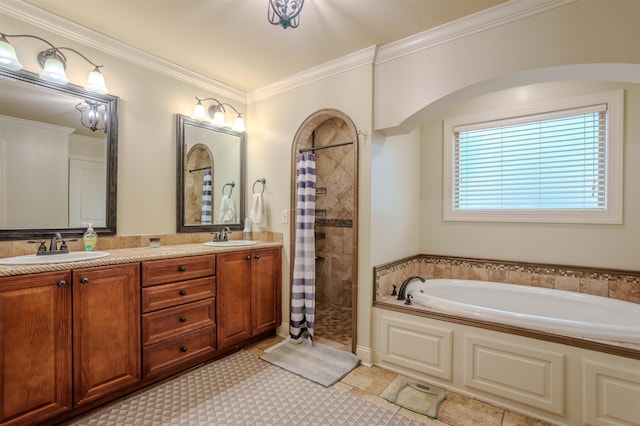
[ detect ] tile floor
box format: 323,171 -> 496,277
278,305 -> 553,426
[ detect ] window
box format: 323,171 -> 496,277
443,90 -> 623,224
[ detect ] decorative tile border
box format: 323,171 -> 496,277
316,219 -> 353,228
374,254 -> 640,305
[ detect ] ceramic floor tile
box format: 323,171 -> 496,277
341,364 -> 398,395
437,392 -> 504,426
502,411 -> 555,426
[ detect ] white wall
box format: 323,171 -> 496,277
0,115 -> 72,227
420,81 -> 639,270
374,0 -> 640,133
247,61 -> 374,354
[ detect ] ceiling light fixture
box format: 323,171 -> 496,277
0,33 -> 109,94
268,0 -> 304,29
76,100 -> 108,133
192,97 -> 246,132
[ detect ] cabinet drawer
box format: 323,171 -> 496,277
142,277 -> 215,313
143,326 -> 216,378
141,255 -> 215,287
142,298 -> 215,346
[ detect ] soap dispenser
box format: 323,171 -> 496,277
83,223 -> 98,251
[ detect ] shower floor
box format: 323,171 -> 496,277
315,302 -> 352,348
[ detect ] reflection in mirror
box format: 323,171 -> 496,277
176,114 -> 245,233
0,68 -> 118,240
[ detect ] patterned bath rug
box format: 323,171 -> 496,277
260,337 -> 360,387
385,379 -> 448,419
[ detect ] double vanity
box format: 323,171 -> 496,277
0,241 -> 282,426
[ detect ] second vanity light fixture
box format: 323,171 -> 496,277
0,32 -> 109,94
192,97 -> 246,132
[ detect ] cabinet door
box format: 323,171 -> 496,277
72,263 -> 141,407
217,250 -> 252,349
251,248 -> 282,336
0,271 -> 72,426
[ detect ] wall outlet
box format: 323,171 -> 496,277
281,210 -> 289,224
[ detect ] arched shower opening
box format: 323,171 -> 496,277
289,109 -> 359,353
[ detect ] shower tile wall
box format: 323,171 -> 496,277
313,118 -> 354,308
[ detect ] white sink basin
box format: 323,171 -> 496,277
0,251 -> 110,265
203,240 -> 257,247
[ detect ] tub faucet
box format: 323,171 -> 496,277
397,275 -> 426,301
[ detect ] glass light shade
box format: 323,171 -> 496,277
85,67 -> 109,94
212,110 -> 226,127
192,102 -> 207,120
232,115 -> 246,132
39,57 -> 69,84
0,38 -> 22,71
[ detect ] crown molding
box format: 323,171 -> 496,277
376,0 -> 575,64
247,46 -> 377,103
0,0 -> 246,103
248,0 -> 573,102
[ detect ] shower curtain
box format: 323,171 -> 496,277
290,153 -> 316,342
201,169 -> 212,224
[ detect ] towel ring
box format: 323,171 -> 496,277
222,182 -> 235,196
253,178 -> 266,194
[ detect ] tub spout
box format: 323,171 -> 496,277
397,275 -> 425,301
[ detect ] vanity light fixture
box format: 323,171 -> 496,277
0,33 -> 109,94
76,101 -> 108,133
192,97 -> 246,132
267,0 -> 304,29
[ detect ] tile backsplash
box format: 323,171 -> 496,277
0,231 -> 282,258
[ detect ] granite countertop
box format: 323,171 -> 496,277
0,241 -> 283,277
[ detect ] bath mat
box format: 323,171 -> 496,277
385,379 -> 447,419
260,338 -> 359,387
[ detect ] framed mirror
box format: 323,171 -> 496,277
0,68 -> 118,240
176,114 -> 245,233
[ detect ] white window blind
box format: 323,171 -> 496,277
453,105 -> 606,211
443,89 -> 623,224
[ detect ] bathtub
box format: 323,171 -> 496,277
405,279 -> 640,343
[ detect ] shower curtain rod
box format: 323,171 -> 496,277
299,141 -> 353,153
188,166 -> 211,172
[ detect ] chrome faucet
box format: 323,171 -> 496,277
49,232 -> 63,252
215,227 -> 231,241
396,275 -> 426,301
29,233 -> 74,256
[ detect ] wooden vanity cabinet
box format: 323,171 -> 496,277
0,271 -> 72,426
72,263 -> 141,407
141,255 -> 216,379
217,247 -> 281,350
0,263 -> 140,425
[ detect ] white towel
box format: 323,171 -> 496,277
219,195 -> 235,223
249,193 -> 267,229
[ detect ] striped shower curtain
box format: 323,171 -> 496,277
290,153 -> 316,342
201,169 -> 212,224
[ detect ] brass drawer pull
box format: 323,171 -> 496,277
180,346 -> 188,353
179,316 -> 187,323
179,289 -> 187,296
178,265 -> 186,272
